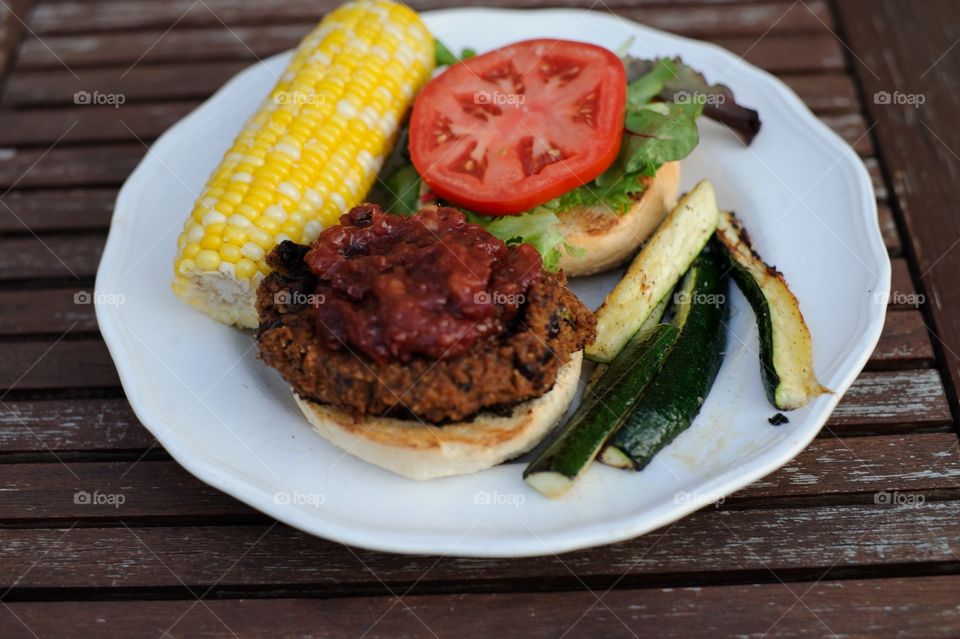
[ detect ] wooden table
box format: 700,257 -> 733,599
1,0 -> 959,636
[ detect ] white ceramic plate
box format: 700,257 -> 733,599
96,8 -> 888,557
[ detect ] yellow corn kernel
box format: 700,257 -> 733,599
172,0 -> 435,328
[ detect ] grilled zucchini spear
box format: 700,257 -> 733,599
586,180 -> 719,363
714,211 -> 829,410
601,249 -> 728,470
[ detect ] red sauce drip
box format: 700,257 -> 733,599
303,204 -> 543,363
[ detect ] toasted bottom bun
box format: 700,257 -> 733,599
556,161 -> 680,277
294,351 -> 583,480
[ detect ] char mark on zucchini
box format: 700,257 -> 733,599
714,211 -> 829,410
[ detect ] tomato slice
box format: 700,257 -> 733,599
409,39 -> 626,216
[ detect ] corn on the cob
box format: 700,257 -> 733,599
173,0 -> 434,328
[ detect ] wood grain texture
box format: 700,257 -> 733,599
0,288 -> 99,334
0,398 -> 154,452
0,188 -> 116,232
869,310 -> 934,371
0,144 -> 145,188
0,235 -> 104,280
0,338 -> 120,390
828,369 -> 952,432
837,0 -> 960,413
26,0 -> 831,36
877,201 -> 902,254
5,575 -> 960,639
0,102 -> 201,146
12,27 -> 845,73
0,0 -> 31,80
0,1 -> 952,633
2,500 -> 960,591
0,62 -> 251,107
865,157 -> 886,199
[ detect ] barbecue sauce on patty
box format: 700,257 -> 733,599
303,204 -> 543,364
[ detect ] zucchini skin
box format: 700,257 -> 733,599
524,323 -> 679,494
719,245 -> 779,406
603,250 -> 728,470
714,212 -> 828,410
586,180 -> 719,363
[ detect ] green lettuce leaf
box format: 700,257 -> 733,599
465,209 -> 571,271
626,58 -> 676,108
542,169 -> 651,215
434,40 -> 476,67
621,105 -> 699,169
623,55 -> 761,143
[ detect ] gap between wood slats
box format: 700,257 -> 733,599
0,500 -> 959,592
4,575 -> 960,638
834,1 -> 960,426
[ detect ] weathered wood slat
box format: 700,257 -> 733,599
3,433 -> 957,522
0,144 -> 144,189
0,288 -> 99,334
780,72 -> 859,114
0,102 -> 201,146
27,0 -> 831,37
878,201 -> 902,255
13,26 -> 845,74
0,368 -> 950,455
6,576 -> 960,639
734,432 -> 960,502
0,338 -> 120,390
0,235 -> 104,280
889,257 -> 919,307
1,62 -> 250,107
829,369 -> 952,432
3,500 -> 960,590
715,34 -> 844,73
0,188 -> 116,232
821,112 -> 873,157
838,0 -> 960,415
0,398 -> 154,452
870,310 -> 935,370
0,0 -> 31,80
865,158 -> 886,200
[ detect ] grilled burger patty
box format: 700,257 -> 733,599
255,208 -> 595,424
